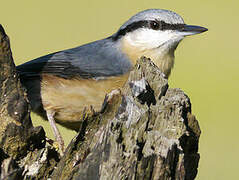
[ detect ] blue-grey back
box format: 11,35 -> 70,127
17,38 -> 132,79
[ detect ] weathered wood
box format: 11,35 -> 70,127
0,25 -> 200,180
51,58 -> 200,180
0,25 -> 59,180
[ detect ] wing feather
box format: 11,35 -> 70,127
17,38 -> 132,80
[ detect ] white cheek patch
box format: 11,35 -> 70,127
125,29 -> 183,50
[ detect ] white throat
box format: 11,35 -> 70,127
121,28 -> 183,77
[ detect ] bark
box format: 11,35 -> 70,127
0,25 -> 201,180
0,25 -> 59,180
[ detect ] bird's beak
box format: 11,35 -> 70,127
180,25 -> 208,36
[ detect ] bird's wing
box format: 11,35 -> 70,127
17,39 -> 132,80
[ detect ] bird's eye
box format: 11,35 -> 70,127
150,21 -> 161,30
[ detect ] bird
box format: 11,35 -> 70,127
16,9 -> 207,153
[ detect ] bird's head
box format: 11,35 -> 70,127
112,9 -> 208,77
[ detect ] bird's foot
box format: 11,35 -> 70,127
46,110 -> 65,156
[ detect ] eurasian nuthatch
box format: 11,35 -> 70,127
17,9 -> 208,152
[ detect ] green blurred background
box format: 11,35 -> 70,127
1,0 -> 238,179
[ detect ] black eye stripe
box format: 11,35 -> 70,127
112,20 -> 185,41
160,21 -> 185,30
113,21 -> 149,40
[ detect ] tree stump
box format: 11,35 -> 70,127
0,25 -> 200,180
